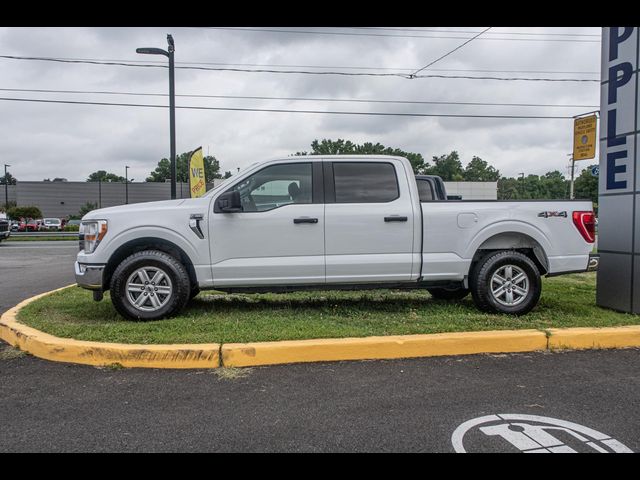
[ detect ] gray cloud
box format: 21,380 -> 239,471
0,26 -> 601,183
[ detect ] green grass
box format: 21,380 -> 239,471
15,272 -> 639,345
6,236 -> 77,242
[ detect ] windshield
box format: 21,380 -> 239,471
202,161 -> 262,198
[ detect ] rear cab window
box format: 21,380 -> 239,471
332,162 -> 399,203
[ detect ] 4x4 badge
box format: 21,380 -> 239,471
538,211 -> 567,218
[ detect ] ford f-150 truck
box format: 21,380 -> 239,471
75,155 -> 596,320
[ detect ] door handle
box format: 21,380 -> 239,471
293,217 -> 319,224
384,216 -> 408,222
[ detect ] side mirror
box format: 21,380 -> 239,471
216,190 -> 243,213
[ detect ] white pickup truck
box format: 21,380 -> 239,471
75,155 -> 596,320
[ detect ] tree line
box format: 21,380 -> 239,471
1,138 -> 599,213
296,139 -> 598,206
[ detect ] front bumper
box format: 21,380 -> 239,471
74,261 -> 105,290
0,231 -> 9,240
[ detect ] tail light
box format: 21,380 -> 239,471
572,211 -> 596,243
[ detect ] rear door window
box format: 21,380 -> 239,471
332,162 -> 399,203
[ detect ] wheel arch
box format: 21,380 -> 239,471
469,231 -> 550,276
102,237 -> 197,291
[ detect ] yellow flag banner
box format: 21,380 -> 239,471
189,147 -> 206,198
573,115 -> 597,161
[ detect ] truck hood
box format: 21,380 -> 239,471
82,199 -> 188,220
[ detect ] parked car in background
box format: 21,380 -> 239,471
65,219 -> 81,231
42,218 -> 62,231
10,221 -> 20,232
0,215 -> 9,242
25,219 -> 41,232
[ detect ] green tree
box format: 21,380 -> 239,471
87,170 -> 126,182
574,164 -> 599,206
0,171 -> 17,185
296,138 -> 429,174
223,171 -> 233,179
463,156 -> 500,182
146,152 -> 222,182
424,151 -> 464,181
540,170 -> 568,199
78,201 -> 98,217
7,205 -> 42,220
497,177 -> 520,200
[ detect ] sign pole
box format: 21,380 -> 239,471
569,156 -> 575,200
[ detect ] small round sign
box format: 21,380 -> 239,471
452,414 -> 633,453
591,165 -> 600,177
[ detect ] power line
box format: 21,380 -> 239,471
0,87 -> 599,109
201,27 -> 600,43
0,55 -> 600,82
349,27 -> 600,38
0,96 -> 577,119
24,55 -> 599,75
411,27 -> 492,77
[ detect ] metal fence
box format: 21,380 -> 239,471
7,181 -> 224,218
4,179 -> 498,218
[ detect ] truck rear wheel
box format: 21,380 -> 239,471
109,250 -> 191,321
470,250 -> 541,315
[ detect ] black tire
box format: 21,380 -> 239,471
427,287 -> 470,301
189,286 -> 201,301
109,250 -> 191,321
470,250 -> 541,315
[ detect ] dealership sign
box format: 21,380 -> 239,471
597,27 -> 640,313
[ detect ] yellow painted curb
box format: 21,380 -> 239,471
548,326 -> 640,350
0,286 -> 220,369
4,287 -> 640,369
221,329 -> 549,367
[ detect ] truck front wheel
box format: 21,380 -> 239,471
109,250 -> 191,321
470,250 -> 541,315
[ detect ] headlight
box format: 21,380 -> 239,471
79,220 -> 108,253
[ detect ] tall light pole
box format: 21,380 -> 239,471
3,164 -> 10,209
137,34 -> 176,200
125,166 -> 129,204
519,172 -> 525,198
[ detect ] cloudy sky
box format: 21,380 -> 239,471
0,26 -> 601,182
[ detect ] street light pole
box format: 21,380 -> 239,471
125,166 -> 129,204
519,172 -> 525,198
136,34 -> 177,200
167,34 -> 176,201
3,164 -> 10,209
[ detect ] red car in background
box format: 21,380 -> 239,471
25,219 -> 41,232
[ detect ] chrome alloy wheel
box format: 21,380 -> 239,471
490,265 -> 529,307
125,267 -> 173,312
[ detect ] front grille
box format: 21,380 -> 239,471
0,222 -> 8,233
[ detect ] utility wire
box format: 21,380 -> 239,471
0,97 -> 578,119
0,55 -> 600,82
411,27 -> 492,77
0,87 -> 599,109
19,55 -> 598,75
201,27 -> 600,43
350,27 -> 600,38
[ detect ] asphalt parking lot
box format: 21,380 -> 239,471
1,241 -> 639,452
